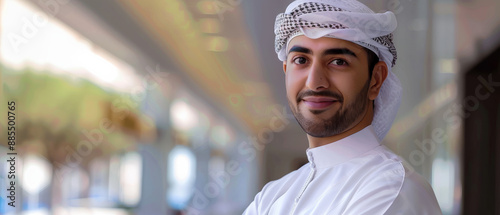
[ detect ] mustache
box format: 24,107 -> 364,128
296,90 -> 344,103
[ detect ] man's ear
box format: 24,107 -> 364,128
368,61 -> 388,101
283,61 -> 287,74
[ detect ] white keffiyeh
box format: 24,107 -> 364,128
275,0 -> 402,141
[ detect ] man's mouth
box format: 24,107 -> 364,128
301,96 -> 339,109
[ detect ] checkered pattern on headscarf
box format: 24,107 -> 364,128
274,2 -> 397,66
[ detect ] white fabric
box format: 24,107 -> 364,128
243,126 -> 442,215
277,0 -> 398,64
275,0 -> 402,141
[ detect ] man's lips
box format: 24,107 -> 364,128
301,96 -> 339,109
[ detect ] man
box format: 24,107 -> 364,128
243,0 -> 442,214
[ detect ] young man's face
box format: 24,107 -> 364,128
284,36 -> 372,138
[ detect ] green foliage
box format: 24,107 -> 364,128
0,65 -> 140,161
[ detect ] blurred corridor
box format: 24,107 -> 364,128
1,0 -> 499,214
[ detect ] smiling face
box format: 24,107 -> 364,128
284,36 -> 375,138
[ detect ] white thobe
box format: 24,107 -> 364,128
243,125 -> 442,215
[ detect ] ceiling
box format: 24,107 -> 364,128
73,0 -> 291,135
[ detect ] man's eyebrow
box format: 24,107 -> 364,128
288,46 -> 358,58
323,48 -> 357,58
288,46 -> 312,54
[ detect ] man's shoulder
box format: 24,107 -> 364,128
360,146 -> 436,195
343,146 -> 441,214
369,146 -> 442,214
350,145 -> 406,177
383,163 -> 442,214
370,146 -> 436,191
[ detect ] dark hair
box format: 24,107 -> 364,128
363,47 -> 379,78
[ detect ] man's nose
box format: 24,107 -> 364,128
305,62 -> 329,91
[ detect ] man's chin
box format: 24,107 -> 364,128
297,118 -> 334,137
302,123 -> 350,138
295,112 -> 351,138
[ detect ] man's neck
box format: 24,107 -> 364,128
307,104 -> 374,148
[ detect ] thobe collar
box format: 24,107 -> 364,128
306,125 -> 381,169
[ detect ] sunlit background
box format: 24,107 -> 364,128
0,0 -> 499,214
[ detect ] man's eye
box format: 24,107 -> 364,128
330,59 -> 348,66
293,57 -> 307,65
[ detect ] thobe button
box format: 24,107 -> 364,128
306,151 -> 315,169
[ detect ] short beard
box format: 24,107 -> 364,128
288,80 -> 371,138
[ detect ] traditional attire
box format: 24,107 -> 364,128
243,126 -> 441,214
244,0 -> 442,214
